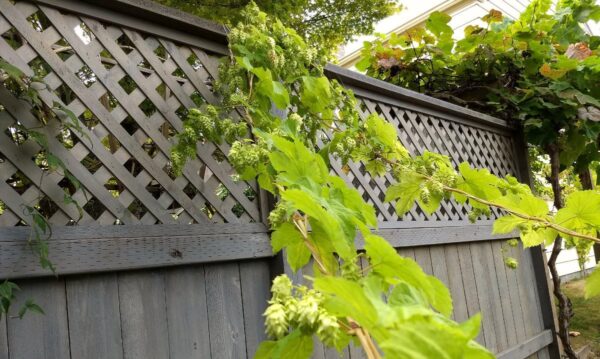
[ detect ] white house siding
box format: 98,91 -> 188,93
545,244 -> 597,282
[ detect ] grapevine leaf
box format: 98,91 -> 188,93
426,12 -> 453,38
585,266 -> 600,298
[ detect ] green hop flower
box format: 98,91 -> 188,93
264,302 -> 288,339
504,257 -> 518,269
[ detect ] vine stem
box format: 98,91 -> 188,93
439,184 -> 600,244
291,216 -> 382,359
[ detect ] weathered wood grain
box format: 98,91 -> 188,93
205,262 -> 247,359
470,242 -> 499,352
239,260 -> 271,357
66,273 -> 124,359
118,270 -> 170,359
6,279 -> 70,359
164,265 -> 211,359
0,315 -> 7,359
491,241 -> 519,348
442,244 -> 469,322
496,330 -> 553,359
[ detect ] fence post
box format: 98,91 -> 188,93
514,129 -> 562,359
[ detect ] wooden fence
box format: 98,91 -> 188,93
0,0 -> 558,358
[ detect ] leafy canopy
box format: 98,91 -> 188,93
153,0 -> 400,57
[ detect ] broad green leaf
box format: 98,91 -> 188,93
271,222 -> 303,253
314,277 -> 377,328
364,235 -> 452,316
426,12 -> 453,38
585,267 -> 600,298
555,191 -> 600,231
385,172 -> 424,217
300,76 -> 331,114
281,189 -> 353,259
379,318 -> 490,359
520,226 -> 557,247
495,193 -> 549,217
254,341 -> 277,359
271,330 -> 313,359
417,191 -> 442,215
287,241 -> 311,272
456,163 -> 501,208
458,313 -> 482,340
251,67 -> 290,109
493,215 -> 526,234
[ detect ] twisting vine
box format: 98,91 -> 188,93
171,3 -> 600,358
0,57 -> 88,320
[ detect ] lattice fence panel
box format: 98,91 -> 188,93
0,0 -> 260,227
327,96 -> 520,223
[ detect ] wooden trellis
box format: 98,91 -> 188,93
0,0 -> 260,228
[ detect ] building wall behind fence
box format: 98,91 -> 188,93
0,1 -> 557,358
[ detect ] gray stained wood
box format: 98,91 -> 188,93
239,260 -> 271,358
205,262 -> 247,359
118,270 -> 170,359
455,243 -> 484,344
66,273 -> 124,359
6,279 -> 71,359
0,315 -> 7,359
491,241 -> 519,348
164,265 -> 212,359
442,244 -> 469,322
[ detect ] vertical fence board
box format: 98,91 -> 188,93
6,279 -> 70,359
430,245 -> 450,286
205,262 -> 247,359
505,244 -> 528,342
443,244 -> 469,322
456,243 -> 484,344
413,247 -> 433,275
118,271 -> 170,359
490,241 -> 519,349
470,242 -> 499,352
66,274 -> 124,359
164,266 -> 211,359
239,260 -> 271,358
0,315 -> 7,359
521,248 -> 545,334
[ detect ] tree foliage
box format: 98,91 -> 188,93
153,0 -> 400,56
358,0 -> 600,169
171,3 -> 600,357
357,2 -> 600,356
